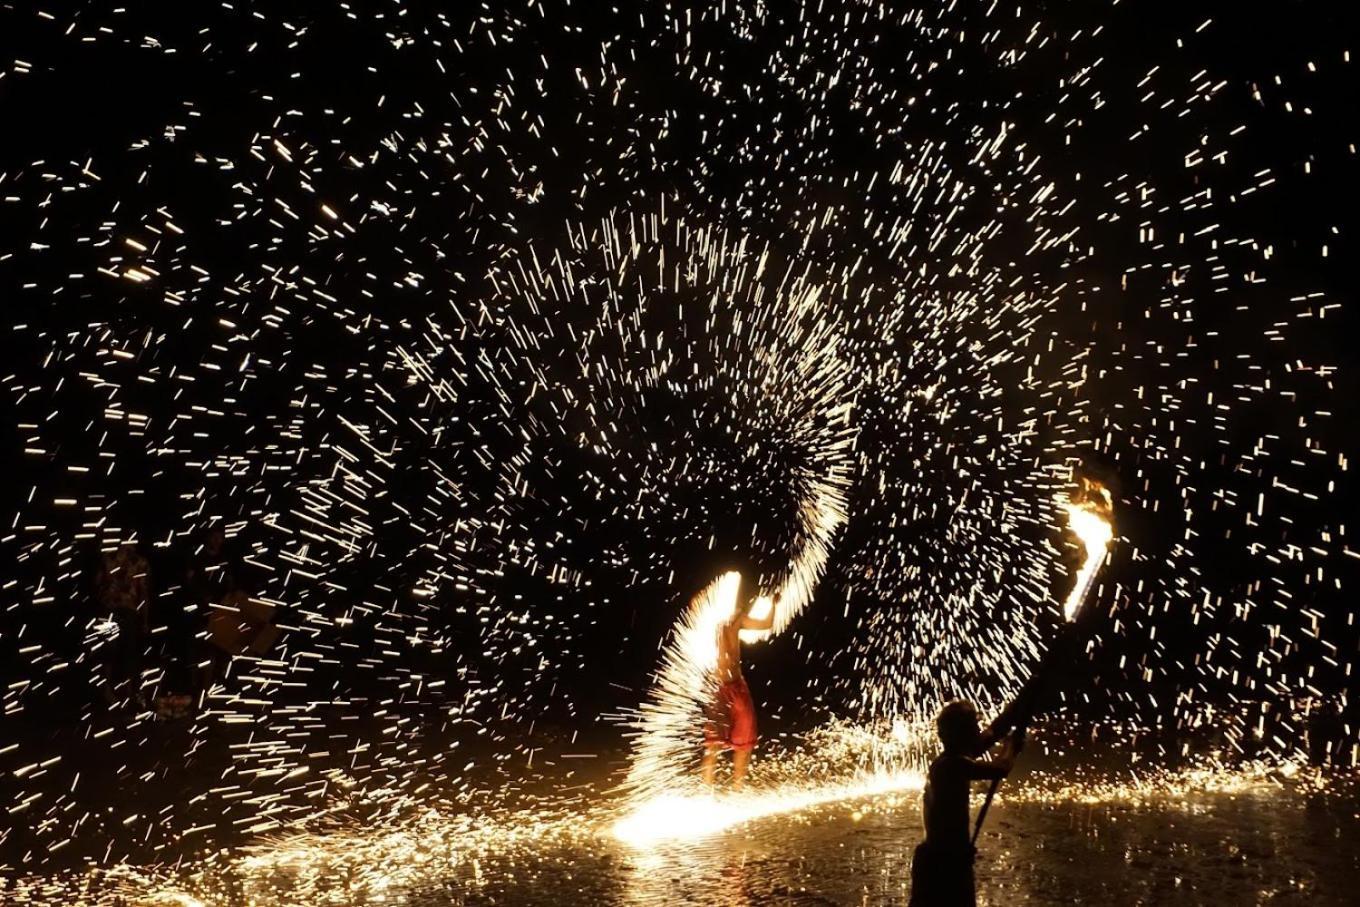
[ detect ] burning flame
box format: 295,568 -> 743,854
1060,480 -> 1114,622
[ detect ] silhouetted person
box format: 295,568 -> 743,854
201,574 -> 280,698
909,700 -> 1023,907
700,573 -> 775,790
156,526 -> 234,717
94,541 -> 151,707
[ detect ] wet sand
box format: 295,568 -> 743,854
7,774 -> 1357,905
393,783 -> 1359,905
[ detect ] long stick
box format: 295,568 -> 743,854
971,718 -> 1029,847
970,623 -> 1084,844
971,779 -> 1002,848
973,487 -> 1111,844
970,635 -> 1063,846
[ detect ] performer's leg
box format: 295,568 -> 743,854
701,745 -> 720,786
731,747 -> 751,790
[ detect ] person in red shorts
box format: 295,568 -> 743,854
701,573 -> 775,790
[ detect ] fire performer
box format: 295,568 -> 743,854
909,478 -> 1114,905
700,573 -> 775,790
909,701 -> 1024,906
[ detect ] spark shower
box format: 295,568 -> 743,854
0,1 -> 1355,903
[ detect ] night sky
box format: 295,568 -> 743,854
0,0 -> 1357,875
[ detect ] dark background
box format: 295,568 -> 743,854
0,0 -> 1356,870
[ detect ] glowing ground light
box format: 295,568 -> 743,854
611,771 -> 925,846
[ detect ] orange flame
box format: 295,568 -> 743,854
1061,479 -> 1114,622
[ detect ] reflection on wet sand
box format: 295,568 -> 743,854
2,770 -> 1356,905
611,784 -> 1359,907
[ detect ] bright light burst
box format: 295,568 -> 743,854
612,770 -> 924,847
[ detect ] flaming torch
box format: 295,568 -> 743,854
1060,479 -> 1115,623
971,477 -> 1114,845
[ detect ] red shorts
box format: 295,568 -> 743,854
703,677 -> 758,751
